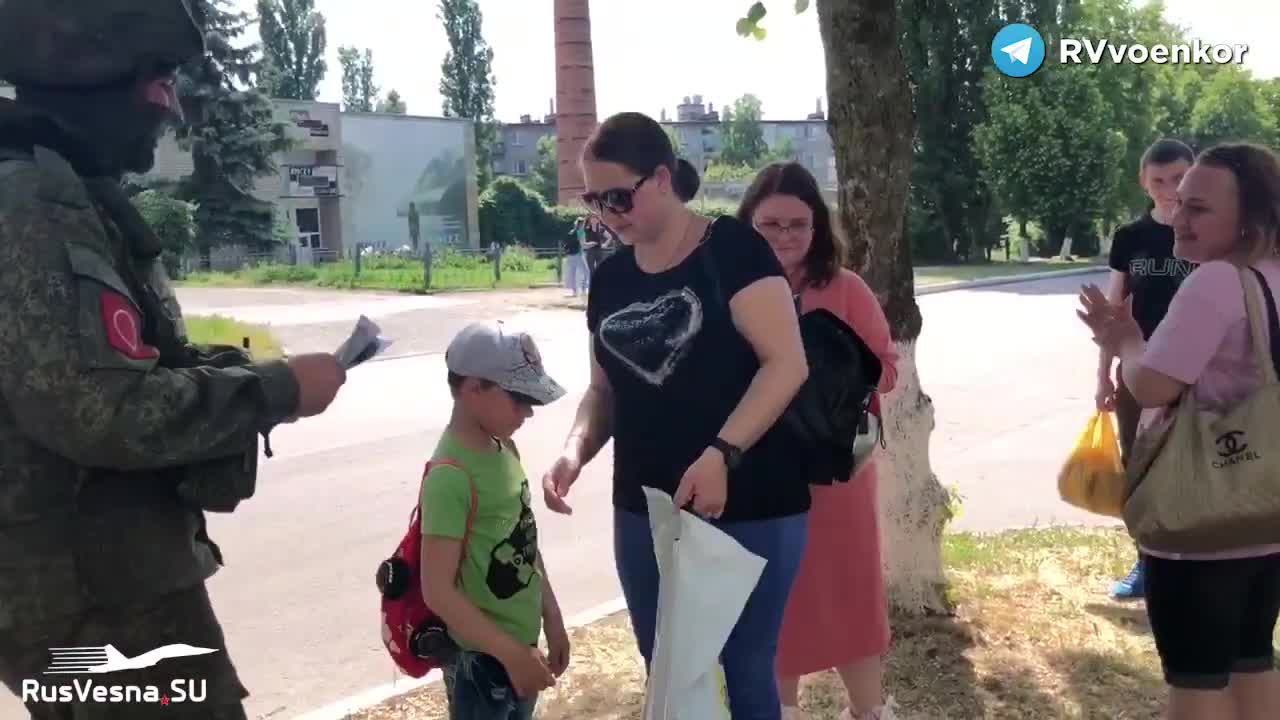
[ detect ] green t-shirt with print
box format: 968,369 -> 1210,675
419,431 -> 543,650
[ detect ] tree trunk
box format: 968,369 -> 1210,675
817,0 -> 951,615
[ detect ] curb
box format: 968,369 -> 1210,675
290,597 -> 629,720
915,265 -> 1105,296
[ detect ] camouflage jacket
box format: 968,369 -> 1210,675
0,101 -> 300,630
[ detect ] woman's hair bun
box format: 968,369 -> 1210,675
672,158 -> 701,203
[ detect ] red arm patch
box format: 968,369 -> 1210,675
100,290 -> 160,360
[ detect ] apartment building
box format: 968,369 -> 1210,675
492,94 -> 837,193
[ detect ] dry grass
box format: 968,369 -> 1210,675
346,527 -> 1178,719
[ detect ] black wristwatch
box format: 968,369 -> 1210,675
710,437 -> 743,470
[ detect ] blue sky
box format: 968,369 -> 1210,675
234,0 -> 1278,122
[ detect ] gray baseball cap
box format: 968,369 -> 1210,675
446,321 -> 566,406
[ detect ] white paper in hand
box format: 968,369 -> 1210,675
333,315 -> 393,369
641,487 -> 767,720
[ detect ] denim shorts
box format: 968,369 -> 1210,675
442,650 -> 537,720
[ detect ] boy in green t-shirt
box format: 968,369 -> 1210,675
420,320 -> 570,719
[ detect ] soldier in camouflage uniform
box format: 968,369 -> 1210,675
0,1 -> 348,718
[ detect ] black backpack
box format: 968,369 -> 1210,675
699,245 -> 883,484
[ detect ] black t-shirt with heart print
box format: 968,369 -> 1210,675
585,216 -> 810,522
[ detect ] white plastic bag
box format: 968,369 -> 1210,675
641,487 -> 767,720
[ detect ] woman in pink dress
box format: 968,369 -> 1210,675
737,162 -> 899,720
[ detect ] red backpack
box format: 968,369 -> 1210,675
375,458 -> 477,678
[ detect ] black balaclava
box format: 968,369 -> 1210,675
14,67 -> 180,178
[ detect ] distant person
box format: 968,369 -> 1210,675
1097,138 -> 1196,601
1078,142 -> 1280,720
739,162 -> 900,720
408,201 -> 421,250
420,321 -> 571,718
584,216 -> 607,272
563,218 -> 590,296
541,111 -> 811,720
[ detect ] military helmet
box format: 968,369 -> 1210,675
0,0 -> 205,89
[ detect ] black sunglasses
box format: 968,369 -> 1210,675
580,175 -> 650,215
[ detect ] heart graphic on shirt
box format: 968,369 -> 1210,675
598,288 -> 703,386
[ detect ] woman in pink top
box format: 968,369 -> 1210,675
1078,143 -> 1280,720
737,162 -> 899,720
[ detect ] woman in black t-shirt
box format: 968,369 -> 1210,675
539,112 -> 811,720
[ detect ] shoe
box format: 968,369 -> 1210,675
1111,560 -> 1145,600
782,706 -> 810,720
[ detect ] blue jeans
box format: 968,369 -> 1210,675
442,650 -> 536,720
564,253 -> 589,294
614,508 -> 807,720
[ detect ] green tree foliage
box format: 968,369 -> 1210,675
377,89 -> 408,114
256,0 -> 327,100
338,46 -> 378,112
898,0 -> 1006,263
530,135 -> 559,204
1189,66 -> 1278,147
478,176 -> 551,248
975,63 -> 1126,256
177,0 -> 291,255
719,94 -> 768,167
439,0 -> 499,189
132,190 -> 197,277
1068,0 -> 1164,228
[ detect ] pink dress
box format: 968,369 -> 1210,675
776,268 -> 898,677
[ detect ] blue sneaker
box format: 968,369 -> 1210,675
1111,560 -> 1145,600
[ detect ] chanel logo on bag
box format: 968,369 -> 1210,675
1216,431 -> 1248,457
1213,430 -> 1261,468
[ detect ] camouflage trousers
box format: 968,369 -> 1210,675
0,583 -> 248,719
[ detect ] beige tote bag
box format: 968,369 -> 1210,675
1122,267 -> 1280,554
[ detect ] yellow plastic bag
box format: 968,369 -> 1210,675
1057,411 -> 1126,518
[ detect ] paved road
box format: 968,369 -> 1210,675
0,272 -> 1112,719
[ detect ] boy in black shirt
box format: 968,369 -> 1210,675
1097,138 -> 1196,600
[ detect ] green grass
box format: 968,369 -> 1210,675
179,246 -> 559,293
185,315 -> 284,360
915,256 -> 1104,287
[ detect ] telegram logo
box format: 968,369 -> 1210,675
992,23 -> 1046,77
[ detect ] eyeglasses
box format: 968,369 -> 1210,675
755,220 -> 813,236
581,175 -> 650,215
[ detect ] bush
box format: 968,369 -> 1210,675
690,197 -> 739,218
131,190 -> 196,277
478,176 -> 552,248
500,245 -> 539,272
